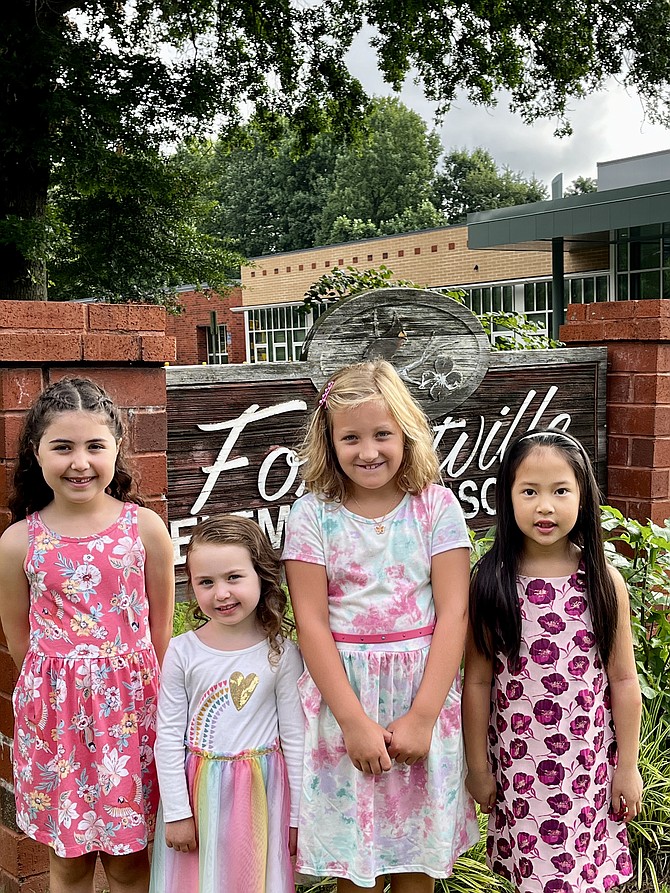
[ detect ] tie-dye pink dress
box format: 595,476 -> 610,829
282,485 -> 479,887
487,569 -> 633,892
12,504 -> 159,857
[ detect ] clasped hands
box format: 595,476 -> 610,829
341,711 -> 434,775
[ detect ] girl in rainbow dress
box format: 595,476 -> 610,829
150,515 -> 304,893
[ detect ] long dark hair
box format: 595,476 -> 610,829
469,429 -> 618,668
185,515 -> 294,661
9,377 -> 142,521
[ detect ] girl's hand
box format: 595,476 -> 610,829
466,768 -> 497,813
341,715 -> 393,775
611,765 -> 643,823
289,826 -> 298,858
386,712 -> 433,765
165,817 -> 197,852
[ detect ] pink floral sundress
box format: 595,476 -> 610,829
12,503 -> 159,857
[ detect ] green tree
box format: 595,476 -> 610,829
434,148 -> 548,223
318,98 -> 444,243
4,0 -> 670,300
564,176 -> 598,195
48,149 -> 241,307
203,126 -> 339,257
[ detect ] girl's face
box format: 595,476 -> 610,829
188,543 -> 261,636
35,411 -> 119,507
511,447 -> 581,553
330,400 -> 405,499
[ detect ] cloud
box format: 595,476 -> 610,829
346,32 -> 670,190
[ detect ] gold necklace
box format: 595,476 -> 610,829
351,492 -> 401,535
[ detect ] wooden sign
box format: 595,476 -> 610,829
166,289 -> 606,567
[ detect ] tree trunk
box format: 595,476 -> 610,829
0,1 -> 59,300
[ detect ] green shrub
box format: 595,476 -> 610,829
601,507 -> 670,712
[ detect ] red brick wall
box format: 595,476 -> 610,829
561,300 -> 670,523
0,301 -> 174,892
165,287 -> 245,365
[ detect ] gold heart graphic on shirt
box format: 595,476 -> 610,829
229,672 -> 259,710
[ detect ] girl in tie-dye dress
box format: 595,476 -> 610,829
150,516 -> 303,893
465,429 -> 643,893
283,361 -> 478,892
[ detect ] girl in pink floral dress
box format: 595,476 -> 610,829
283,360 -> 478,892
464,429 -> 643,893
0,378 -> 174,893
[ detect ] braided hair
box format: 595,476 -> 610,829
9,378 -> 143,521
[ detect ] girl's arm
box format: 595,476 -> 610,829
285,559 -> 392,775
387,547 -> 470,764
138,507 -> 175,666
462,625 -> 497,812
607,565 -> 643,822
154,641 -> 197,851
275,641 -> 305,856
0,523 -> 31,670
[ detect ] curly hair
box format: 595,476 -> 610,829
299,360 -> 440,503
9,377 -> 142,521
185,515 -> 293,662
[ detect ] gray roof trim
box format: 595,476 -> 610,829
467,179 -> 670,249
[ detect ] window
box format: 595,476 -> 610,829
441,273 -> 610,345
246,305 -> 325,363
206,324 -> 229,364
615,223 -> 670,300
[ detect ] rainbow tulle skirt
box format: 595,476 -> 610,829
150,741 -> 294,893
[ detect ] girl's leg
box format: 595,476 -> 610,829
48,850 -> 97,893
99,848 -> 151,893
338,878 -> 385,893
389,872 -> 435,893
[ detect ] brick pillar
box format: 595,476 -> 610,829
0,301 -> 175,892
561,299 -> 670,523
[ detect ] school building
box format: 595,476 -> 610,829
169,148 -> 668,366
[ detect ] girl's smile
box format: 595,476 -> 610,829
189,543 -> 262,644
331,400 -> 404,500
35,411 -> 119,506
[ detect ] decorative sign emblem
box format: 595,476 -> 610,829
301,288 -> 491,417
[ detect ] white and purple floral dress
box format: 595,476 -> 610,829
487,569 -> 633,893
12,504 -> 159,857
282,485 -> 479,888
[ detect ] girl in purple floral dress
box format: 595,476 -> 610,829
0,378 -> 174,893
464,429 -> 643,893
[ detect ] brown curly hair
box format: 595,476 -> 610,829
185,515 -> 293,662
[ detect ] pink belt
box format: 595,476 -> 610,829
331,623 -> 436,644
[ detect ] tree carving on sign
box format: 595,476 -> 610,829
301,288 -> 490,417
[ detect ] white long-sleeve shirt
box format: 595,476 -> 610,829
155,631 -> 304,824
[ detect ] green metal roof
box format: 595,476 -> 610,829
467,178 -> 670,250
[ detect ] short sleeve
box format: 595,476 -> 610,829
428,485 -> 471,556
281,494 -> 326,565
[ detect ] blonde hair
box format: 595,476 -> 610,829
300,360 -> 440,502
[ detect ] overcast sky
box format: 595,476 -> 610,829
346,34 -> 670,191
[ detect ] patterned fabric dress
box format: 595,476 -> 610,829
282,485 -> 479,888
12,504 -> 160,857
487,569 -> 633,893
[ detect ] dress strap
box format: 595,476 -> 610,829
331,623 -> 436,644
